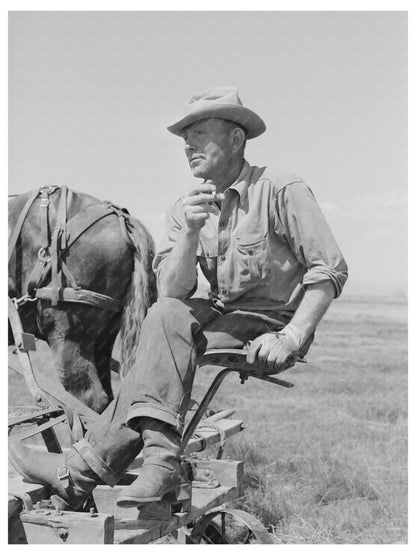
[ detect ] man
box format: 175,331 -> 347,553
9,87 -> 348,510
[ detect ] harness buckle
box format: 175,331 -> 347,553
56,466 -> 70,489
11,294 -> 38,308
38,247 -> 51,263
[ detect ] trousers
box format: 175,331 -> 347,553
73,297 -> 312,485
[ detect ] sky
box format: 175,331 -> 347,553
8,11 -> 408,298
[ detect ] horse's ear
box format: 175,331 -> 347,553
121,207 -> 130,216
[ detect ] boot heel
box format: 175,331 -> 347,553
173,481 -> 192,513
160,485 -> 180,503
176,480 -> 191,503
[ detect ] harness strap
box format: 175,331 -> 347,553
60,260 -> 80,290
35,286 -> 124,312
50,186 -> 68,305
8,297 -> 55,407
62,406 -> 87,444
58,186 -> 68,250
25,256 -> 50,299
63,202 -> 121,253
37,202 -> 129,309
11,190 -> 131,312
8,188 -> 40,264
51,228 -> 62,305
25,187 -> 60,298
39,187 -> 51,249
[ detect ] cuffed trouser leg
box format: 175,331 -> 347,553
75,297 -> 220,483
125,301 -> 304,434
77,362 -> 144,485
126,297 -> 221,432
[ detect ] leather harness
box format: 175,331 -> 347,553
9,186 -> 139,313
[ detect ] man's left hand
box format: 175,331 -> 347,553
245,332 -> 300,370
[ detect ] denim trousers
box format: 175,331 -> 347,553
73,297 -> 309,485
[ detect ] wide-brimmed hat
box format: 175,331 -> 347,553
167,87 -> 266,140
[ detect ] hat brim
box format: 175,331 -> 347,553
167,104 -> 266,140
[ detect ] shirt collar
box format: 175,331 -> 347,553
227,160 -> 252,206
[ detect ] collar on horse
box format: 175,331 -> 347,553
9,186 -> 137,313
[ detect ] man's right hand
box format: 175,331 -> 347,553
181,182 -> 224,231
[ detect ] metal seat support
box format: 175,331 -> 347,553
179,349 -> 294,454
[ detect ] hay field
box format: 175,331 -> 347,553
8,295 -> 407,544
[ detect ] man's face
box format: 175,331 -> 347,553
181,118 -> 233,180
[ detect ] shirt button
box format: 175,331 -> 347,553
220,255 -> 226,261
220,288 -> 228,295
219,221 -> 226,228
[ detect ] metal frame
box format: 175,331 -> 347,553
180,350 -> 294,454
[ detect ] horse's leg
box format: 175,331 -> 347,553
38,304 -> 112,414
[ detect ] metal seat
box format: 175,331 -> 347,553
179,349 -> 294,454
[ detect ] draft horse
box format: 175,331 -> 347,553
8,186 -> 157,413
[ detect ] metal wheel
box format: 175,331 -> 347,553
189,508 -> 276,544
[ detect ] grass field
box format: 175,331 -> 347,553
8,295 -> 408,544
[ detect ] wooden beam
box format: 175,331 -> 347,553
20,510 -> 114,544
114,486 -> 238,544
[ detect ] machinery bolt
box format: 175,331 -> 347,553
58,528 -> 68,541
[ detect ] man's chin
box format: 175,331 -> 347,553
190,165 -> 208,179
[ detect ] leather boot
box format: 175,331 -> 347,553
116,417 -> 182,508
8,439 -> 100,511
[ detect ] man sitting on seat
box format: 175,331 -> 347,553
9,87 -> 348,510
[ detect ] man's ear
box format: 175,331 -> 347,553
231,128 -> 245,153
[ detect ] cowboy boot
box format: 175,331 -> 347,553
8,439 -> 100,511
116,417 -> 183,508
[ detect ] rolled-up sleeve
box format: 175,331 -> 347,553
276,182 -> 348,298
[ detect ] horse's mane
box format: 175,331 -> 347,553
118,217 -> 157,377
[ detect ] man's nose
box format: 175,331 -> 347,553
184,140 -> 195,153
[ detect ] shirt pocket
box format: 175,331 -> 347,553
234,233 -> 270,284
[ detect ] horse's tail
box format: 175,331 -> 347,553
118,217 -> 157,377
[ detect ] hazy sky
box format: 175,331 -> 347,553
9,11 -> 407,297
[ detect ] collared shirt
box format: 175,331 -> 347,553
153,161 -> 348,316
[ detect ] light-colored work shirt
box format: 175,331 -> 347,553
153,161 -> 348,316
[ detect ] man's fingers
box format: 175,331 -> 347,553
187,213 -> 210,225
188,204 -> 217,216
257,342 -> 272,364
185,193 -> 219,205
213,193 -> 225,202
266,343 -> 283,369
246,333 -> 300,371
269,341 -> 293,369
189,184 -> 216,196
246,341 -> 262,364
